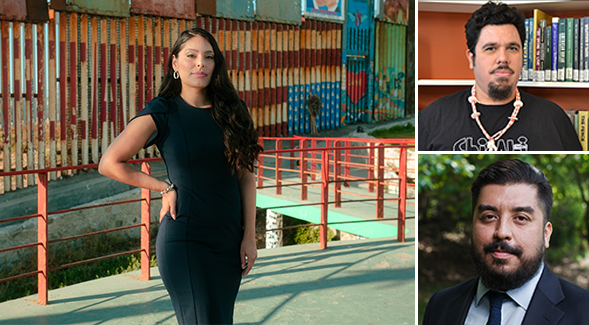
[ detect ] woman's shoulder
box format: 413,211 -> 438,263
141,97 -> 179,115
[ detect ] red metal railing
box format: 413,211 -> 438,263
0,158 -> 161,305
0,137 -> 414,305
257,137 -> 414,246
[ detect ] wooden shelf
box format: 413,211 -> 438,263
418,79 -> 589,88
418,0 -> 589,13
418,0 -> 589,111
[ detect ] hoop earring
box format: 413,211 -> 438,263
173,71 -> 179,79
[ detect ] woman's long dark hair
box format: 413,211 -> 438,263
158,28 -> 262,173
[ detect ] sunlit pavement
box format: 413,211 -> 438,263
0,236 -> 414,325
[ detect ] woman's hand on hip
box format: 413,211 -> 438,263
160,189 -> 177,221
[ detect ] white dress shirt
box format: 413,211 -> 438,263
464,263 -> 544,325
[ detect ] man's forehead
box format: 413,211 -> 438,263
476,183 -> 540,208
476,24 -> 522,45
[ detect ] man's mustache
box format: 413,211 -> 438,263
483,240 -> 523,257
490,65 -> 514,74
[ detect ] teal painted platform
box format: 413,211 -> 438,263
257,193 -> 407,239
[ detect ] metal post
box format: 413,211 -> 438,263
368,142 -> 375,192
334,141 -> 341,208
257,139 -> 264,188
310,139 -> 317,181
376,144 -> 385,219
299,139 -> 305,178
301,139 -> 307,200
320,151 -> 329,249
290,139 -> 295,170
344,140 -> 350,179
398,146 -> 407,242
37,172 -> 48,305
141,163 -> 151,280
276,139 -> 282,195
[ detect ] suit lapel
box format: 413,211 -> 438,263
450,278 -> 478,325
522,267 -> 565,325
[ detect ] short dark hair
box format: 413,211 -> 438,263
471,159 -> 552,224
465,1 -> 526,57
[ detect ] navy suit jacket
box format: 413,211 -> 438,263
423,267 -> 589,325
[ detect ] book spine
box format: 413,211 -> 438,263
523,18 -> 530,81
581,18 -> 585,81
574,18 -> 580,81
566,17 -> 574,81
565,110 -> 578,127
545,25 -> 552,81
540,20 -> 546,82
536,27 -> 541,81
579,110 -> 588,151
585,17 -> 589,82
529,18 -> 536,81
558,18 -> 566,81
552,17 -> 559,82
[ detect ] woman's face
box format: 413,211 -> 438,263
172,34 -> 215,93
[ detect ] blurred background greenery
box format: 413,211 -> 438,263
418,154 -> 589,324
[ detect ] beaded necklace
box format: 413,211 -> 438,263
468,85 -> 523,151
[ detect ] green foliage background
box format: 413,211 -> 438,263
419,154 -> 589,262
418,154 -> 589,324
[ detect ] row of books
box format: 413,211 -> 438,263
565,110 -> 588,150
522,9 -> 589,82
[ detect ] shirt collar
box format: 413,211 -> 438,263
474,262 -> 544,310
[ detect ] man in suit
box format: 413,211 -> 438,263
423,159 -> 589,325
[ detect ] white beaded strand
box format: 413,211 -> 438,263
468,85 -> 523,151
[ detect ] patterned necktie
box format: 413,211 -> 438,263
486,291 -> 507,325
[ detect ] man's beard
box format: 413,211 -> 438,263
470,239 -> 544,292
488,79 -> 514,101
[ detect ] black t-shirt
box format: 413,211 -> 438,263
418,88 -> 582,151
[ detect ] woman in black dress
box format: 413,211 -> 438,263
99,28 -> 262,324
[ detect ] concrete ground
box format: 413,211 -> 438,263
0,236 -> 414,325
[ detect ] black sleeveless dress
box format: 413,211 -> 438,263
136,96 -> 244,324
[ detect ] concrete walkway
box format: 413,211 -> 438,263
0,236 -> 414,325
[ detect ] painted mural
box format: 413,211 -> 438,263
287,20 -> 342,135
379,0 -> 409,25
374,21 -> 406,121
304,0 -> 344,21
342,0 -> 373,124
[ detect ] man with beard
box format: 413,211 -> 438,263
422,159 -> 589,325
418,1 -> 581,151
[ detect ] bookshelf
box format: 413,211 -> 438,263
418,0 -> 589,112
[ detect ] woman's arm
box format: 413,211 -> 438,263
237,167 -> 257,277
98,115 -> 177,220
